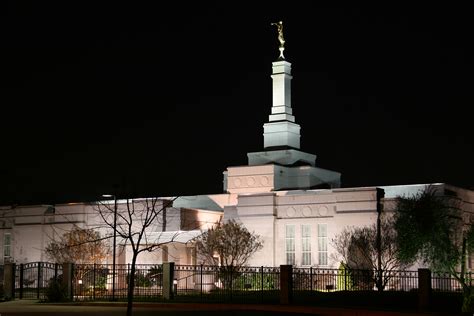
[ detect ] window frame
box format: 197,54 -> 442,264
3,232 -> 11,259
301,224 -> 311,266
285,224 -> 295,265
317,224 -> 328,266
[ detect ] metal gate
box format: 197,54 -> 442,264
15,262 -> 61,299
0,264 -> 4,296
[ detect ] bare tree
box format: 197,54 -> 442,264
331,217 -> 410,291
45,226 -> 108,264
95,196 -> 179,316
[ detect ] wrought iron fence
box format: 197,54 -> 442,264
72,264 -> 280,303
14,262 -> 61,299
72,264 -> 163,301
292,267 -> 419,292
5,261 -> 472,303
432,271 -> 472,292
174,265 -> 280,303
0,264 -> 4,297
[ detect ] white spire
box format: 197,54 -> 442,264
263,60 -> 301,149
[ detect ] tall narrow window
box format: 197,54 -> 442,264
301,225 -> 311,266
285,225 -> 295,265
318,224 -> 328,266
4,232 -> 11,259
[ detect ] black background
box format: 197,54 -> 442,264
1,3 -> 473,204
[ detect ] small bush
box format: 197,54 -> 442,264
234,272 -> 277,290
44,280 -> 69,302
462,288 -> 474,313
337,262 -> 354,290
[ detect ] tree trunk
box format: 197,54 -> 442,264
376,187 -> 384,292
461,237 -> 467,289
126,253 -> 137,316
462,287 -> 473,313
460,237 -> 473,313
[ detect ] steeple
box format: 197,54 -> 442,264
222,22 -> 341,194
263,21 -> 301,150
263,60 -> 301,149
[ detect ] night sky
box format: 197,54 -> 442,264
1,3 -> 473,205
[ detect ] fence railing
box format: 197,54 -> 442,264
73,264 -> 162,301
173,265 -> 280,303
432,271 -> 471,292
0,264 -> 4,296
14,262 -> 61,299
1,262 -> 469,302
292,268 -> 420,292
70,265 -> 465,301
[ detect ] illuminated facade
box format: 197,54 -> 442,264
0,198 -> 223,265
1,55 -> 473,269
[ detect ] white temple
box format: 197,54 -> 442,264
1,29 -> 473,269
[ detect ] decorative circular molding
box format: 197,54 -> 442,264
246,177 -> 256,186
318,206 -> 329,216
260,176 -> 270,186
302,206 -> 312,217
286,207 -> 296,217
233,178 -> 242,188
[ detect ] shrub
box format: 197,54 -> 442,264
44,275 -> 69,302
234,271 -> 277,290
147,265 -> 163,287
337,262 -> 354,290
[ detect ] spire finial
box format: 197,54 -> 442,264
271,21 -> 285,60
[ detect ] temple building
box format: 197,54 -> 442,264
1,34 -> 473,269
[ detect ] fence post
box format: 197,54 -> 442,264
344,266 -> 347,291
127,263 -> 130,298
37,262 -> 42,299
310,267 -> 313,292
280,265 -> 293,305
3,263 -> 15,300
261,266 -> 264,303
93,263 -> 96,300
230,266 -> 233,302
19,263 -> 23,299
200,264 -> 203,301
62,263 -> 74,300
418,268 -> 431,311
54,263 -> 58,283
162,262 -> 175,300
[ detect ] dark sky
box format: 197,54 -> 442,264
1,3 -> 473,205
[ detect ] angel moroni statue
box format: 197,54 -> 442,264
271,21 -> 285,59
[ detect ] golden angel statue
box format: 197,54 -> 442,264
271,21 -> 285,59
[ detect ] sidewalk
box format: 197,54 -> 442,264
0,299 -> 463,316
75,301 -> 463,316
